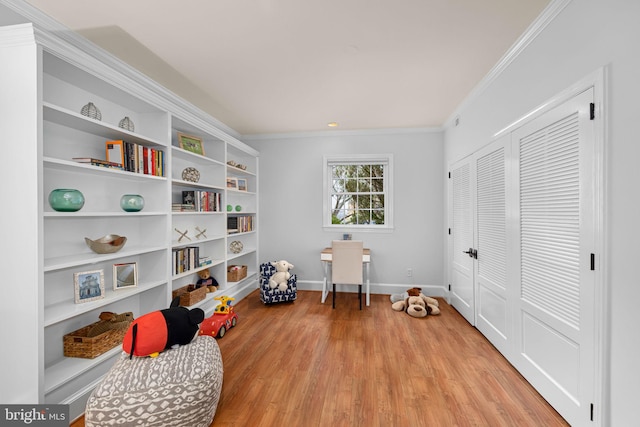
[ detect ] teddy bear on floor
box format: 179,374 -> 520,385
196,268 -> 218,293
269,260 -> 294,292
391,287 -> 440,318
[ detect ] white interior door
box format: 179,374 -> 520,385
511,88 -> 596,426
448,85 -> 599,425
449,157 -> 475,324
474,137 -> 511,357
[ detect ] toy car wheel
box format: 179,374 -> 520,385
231,317 -> 237,327
218,326 -> 226,338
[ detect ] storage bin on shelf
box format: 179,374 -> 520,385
63,318 -> 132,359
227,265 -> 247,282
172,284 -> 208,306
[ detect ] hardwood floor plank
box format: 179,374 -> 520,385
72,290 -> 568,427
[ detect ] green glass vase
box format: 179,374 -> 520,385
120,194 -> 145,212
48,189 -> 85,212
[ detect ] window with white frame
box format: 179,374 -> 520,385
323,154 -> 393,229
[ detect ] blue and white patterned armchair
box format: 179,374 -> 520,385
259,262 -> 297,304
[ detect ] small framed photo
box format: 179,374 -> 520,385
113,262 -> 138,290
177,132 -> 205,156
226,177 -> 238,190
74,269 -> 105,304
237,178 -> 247,192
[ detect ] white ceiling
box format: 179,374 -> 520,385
25,0 -> 551,136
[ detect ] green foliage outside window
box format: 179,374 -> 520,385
330,164 -> 385,225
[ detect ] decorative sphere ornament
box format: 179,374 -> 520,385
229,240 -> 243,254
182,167 -> 200,182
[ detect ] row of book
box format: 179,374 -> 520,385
105,140 -> 165,177
174,190 -> 223,212
227,215 -> 254,234
72,157 -> 124,170
172,246 -> 212,275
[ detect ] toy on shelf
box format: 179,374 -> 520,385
199,296 -> 238,338
196,268 -> 218,293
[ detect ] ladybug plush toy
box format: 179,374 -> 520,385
122,297 -> 205,358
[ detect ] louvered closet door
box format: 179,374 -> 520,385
449,157 -> 475,324
511,88 -> 595,426
474,137 -> 510,356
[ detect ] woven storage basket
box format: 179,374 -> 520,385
64,322 -> 128,359
172,284 -> 208,306
227,265 -> 247,282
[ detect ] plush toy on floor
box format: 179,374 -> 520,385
269,260 -> 294,292
196,268 -> 218,293
391,287 -> 440,318
122,297 -> 205,358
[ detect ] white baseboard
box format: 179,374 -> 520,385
295,280 -> 448,299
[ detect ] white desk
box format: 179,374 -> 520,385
321,247 -> 371,306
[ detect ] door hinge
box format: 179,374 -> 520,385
448,171 -> 451,179
448,228 -> 451,235
590,103 -> 595,120
590,253 -> 595,271
590,403 -> 594,421
448,284 -> 451,291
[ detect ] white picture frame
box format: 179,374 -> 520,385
74,269 -> 105,304
226,177 -> 238,190
113,262 -> 138,290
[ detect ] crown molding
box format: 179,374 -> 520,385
242,126 -> 443,142
443,0 -> 573,129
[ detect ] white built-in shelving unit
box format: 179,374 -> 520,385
0,0 -> 258,420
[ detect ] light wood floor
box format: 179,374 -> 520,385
73,290 -> 568,427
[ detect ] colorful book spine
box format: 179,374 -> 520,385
105,140 -> 165,177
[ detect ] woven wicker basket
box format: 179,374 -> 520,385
227,265 -> 247,282
63,322 -> 128,359
172,284 -> 208,306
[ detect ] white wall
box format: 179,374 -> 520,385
245,129 -> 445,296
443,0 -> 640,424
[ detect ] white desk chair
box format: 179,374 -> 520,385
331,240 -> 364,309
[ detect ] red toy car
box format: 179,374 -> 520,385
199,307 -> 238,338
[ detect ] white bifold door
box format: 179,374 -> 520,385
448,86 -> 599,426
450,136 -> 511,356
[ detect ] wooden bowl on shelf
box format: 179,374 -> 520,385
85,234 -> 127,254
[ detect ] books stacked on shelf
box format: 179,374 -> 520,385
227,215 -> 253,234
172,246 -> 200,275
72,157 -> 124,170
181,190 -> 222,212
106,140 -> 165,177
172,203 -> 195,212
199,256 -> 213,267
